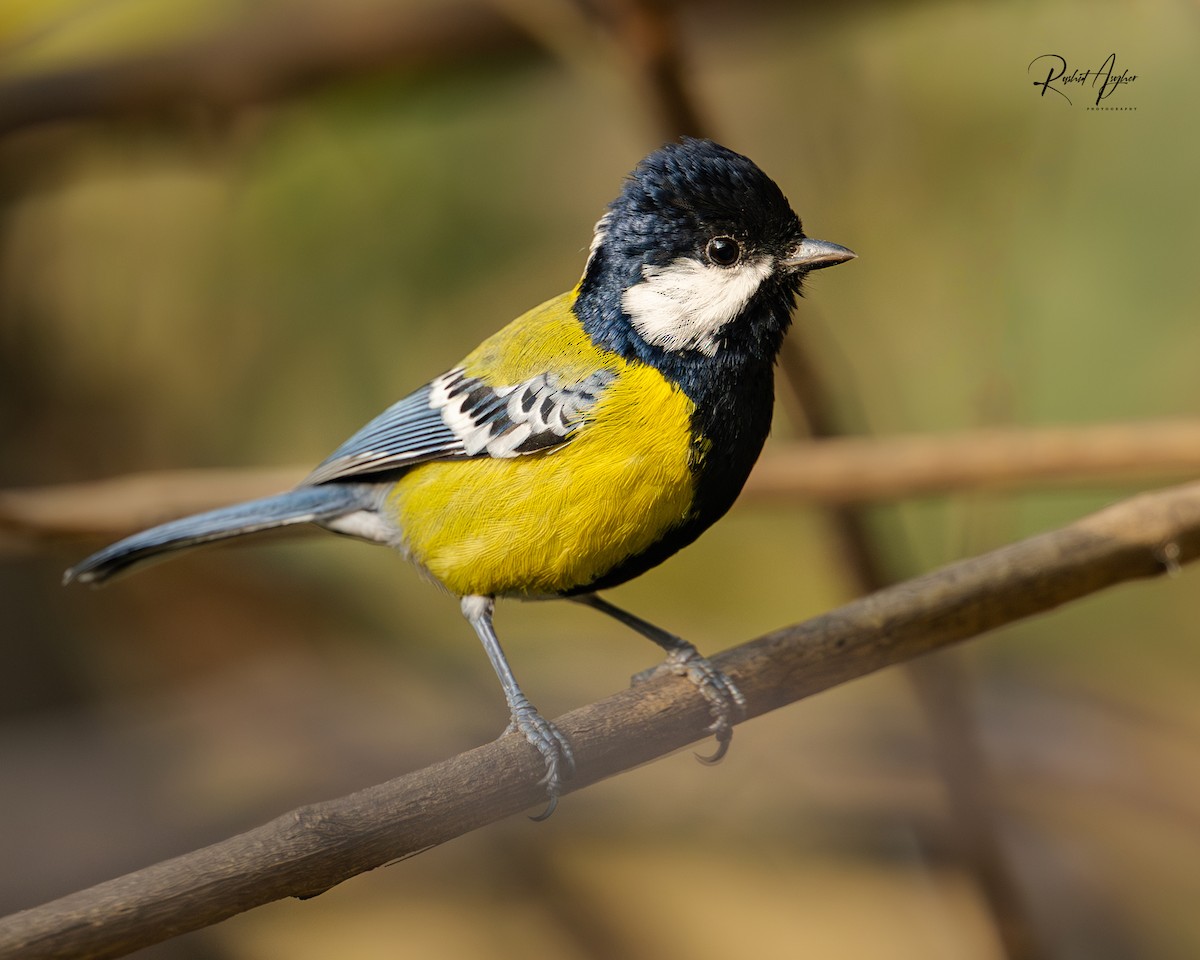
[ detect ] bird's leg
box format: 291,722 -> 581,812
574,593 -> 746,763
461,595 -> 574,820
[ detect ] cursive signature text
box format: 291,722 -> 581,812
1028,53 -> 1137,106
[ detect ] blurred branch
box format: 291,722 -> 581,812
5,420 -> 1200,546
777,332 -> 894,583
596,0 -> 708,137
0,2 -> 535,138
0,468 -> 304,543
0,0 -> 733,140
783,346 -> 1051,960
746,418 -> 1200,503
3,479 -> 1199,960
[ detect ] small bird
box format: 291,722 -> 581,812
65,138 -> 854,817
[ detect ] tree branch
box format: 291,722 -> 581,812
0,468 -> 304,543
5,420 -> 1200,545
598,0 -> 709,137
0,2 -> 534,138
747,419 -> 1200,503
2,479 -> 1199,960
0,0 -> 742,140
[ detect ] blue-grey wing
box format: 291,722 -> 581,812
304,367 -> 616,485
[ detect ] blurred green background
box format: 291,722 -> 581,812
2,0 -> 1199,958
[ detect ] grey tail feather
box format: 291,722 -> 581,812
64,484 -> 374,586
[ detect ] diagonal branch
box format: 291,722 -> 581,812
2,479 -> 1199,960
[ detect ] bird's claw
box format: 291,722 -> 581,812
634,644 -> 746,763
505,701 -> 574,821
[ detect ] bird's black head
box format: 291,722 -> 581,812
575,138 -> 854,380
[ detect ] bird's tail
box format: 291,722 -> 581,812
64,483 -> 376,585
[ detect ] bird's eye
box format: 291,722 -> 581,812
705,236 -> 741,267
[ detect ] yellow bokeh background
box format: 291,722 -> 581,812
2,1 -> 1199,958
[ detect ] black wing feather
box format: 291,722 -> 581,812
304,368 -> 617,485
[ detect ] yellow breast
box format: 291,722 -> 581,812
384,292 -> 697,598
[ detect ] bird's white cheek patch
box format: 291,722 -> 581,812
621,256 -> 773,356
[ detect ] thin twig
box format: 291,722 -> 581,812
2,479 -> 1199,960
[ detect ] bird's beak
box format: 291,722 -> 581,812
783,237 -> 857,272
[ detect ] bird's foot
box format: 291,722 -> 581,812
504,700 -> 574,820
634,644 -> 747,763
